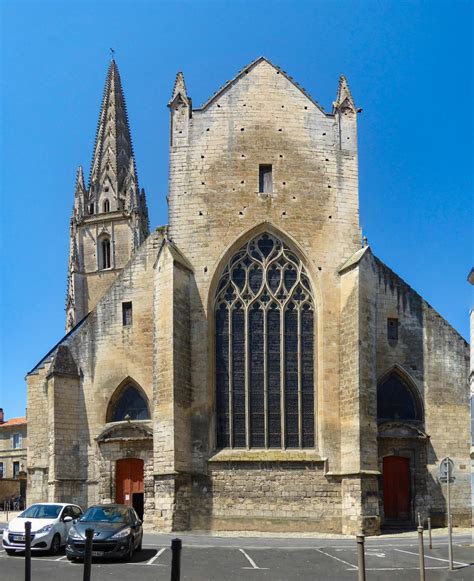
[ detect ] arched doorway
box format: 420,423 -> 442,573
383,456 -> 411,521
116,458 -> 144,520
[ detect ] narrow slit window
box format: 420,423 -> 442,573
122,302 -> 133,326
103,199 -> 110,213
101,238 -> 111,269
387,318 -> 398,341
88,203 -> 95,215
259,165 -> 273,193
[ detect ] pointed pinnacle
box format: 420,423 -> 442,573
170,71 -> 188,104
334,75 -> 356,113
75,165 -> 86,193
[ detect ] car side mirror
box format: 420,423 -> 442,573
63,516 -> 73,523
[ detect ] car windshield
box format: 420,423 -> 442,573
19,504 -> 62,519
80,506 -> 129,523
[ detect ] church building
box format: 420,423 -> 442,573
26,57 -> 471,534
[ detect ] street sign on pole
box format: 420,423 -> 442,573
439,458 -> 455,484
439,456 -> 454,570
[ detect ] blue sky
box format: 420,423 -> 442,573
0,0 -> 472,419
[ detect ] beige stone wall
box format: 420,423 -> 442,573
168,59 -> 360,465
191,461 -> 342,533
371,256 -> 471,526
75,214 -> 137,321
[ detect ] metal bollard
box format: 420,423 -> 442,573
427,517 -> 432,550
171,538 -> 182,581
356,534 -> 366,581
417,526 -> 425,581
83,528 -> 94,581
24,521 -> 31,581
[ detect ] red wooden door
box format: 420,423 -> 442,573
116,458 -> 144,506
383,456 -> 410,520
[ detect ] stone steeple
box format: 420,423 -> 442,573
66,59 -> 149,332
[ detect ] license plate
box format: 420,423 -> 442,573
91,551 -> 104,557
13,535 -> 25,542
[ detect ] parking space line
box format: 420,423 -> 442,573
146,547 -> 166,565
239,548 -> 269,570
394,548 -> 469,567
315,548 -> 358,570
55,555 -> 67,561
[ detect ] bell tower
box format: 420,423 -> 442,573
66,59 -> 149,331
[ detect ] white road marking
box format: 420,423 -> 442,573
146,547 -> 166,565
348,566 -> 447,571
315,548 -> 358,570
55,555 -> 67,561
394,548 -> 469,567
239,548 -> 268,570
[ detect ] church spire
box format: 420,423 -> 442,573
89,59 -> 137,201
65,58 -> 149,332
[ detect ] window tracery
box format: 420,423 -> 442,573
108,384 -> 150,422
215,232 -> 315,449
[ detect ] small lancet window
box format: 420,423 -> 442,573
88,203 -> 95,215
259,165 -> 273,193
122,302 -> 132,326
109,384 -> 150,422
103,199 -> 110,213
100,237 -> 111,269
387,318 -> 398,341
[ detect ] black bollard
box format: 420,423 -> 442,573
171,538 -> 182,581
83,528 -> 94,581
427,516 -> 432,550
356,534 -> 366,581
24,521 -> 31,581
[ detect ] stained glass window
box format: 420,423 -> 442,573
215,232 -> 315,449
110,385 -> 150,422
377,373 -> 422,422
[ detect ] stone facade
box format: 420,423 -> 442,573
26,57 -> 472,534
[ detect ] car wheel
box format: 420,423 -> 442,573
66,555 -> 76,562
125,540 -> 134,562
49,534 -> 61,556
5,549 -> 16,556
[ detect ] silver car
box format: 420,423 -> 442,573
2,502 -> 83,555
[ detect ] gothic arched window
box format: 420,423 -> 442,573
103,199 -> 110,213
377,372 -> 422,422
215,232 -> 315,449
100,237 -> 111,269
108,384 -> 150,422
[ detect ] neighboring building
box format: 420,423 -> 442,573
0,409 -> 27,483
469,268 -> 474,515
26,58 -> 472,534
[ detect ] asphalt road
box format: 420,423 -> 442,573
0,531 -> 473,580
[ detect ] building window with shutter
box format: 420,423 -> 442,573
13,462 -> 20,479
12,433 -> 22,449
0,462 -> 4,478
259,165 -> 273,193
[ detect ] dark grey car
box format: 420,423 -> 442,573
66,504 -> 143,561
